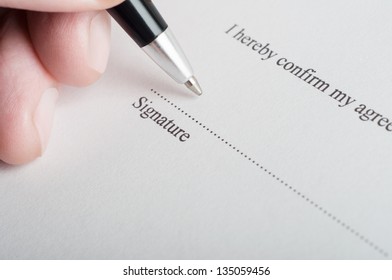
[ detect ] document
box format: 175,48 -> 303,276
0,0 -> 391,259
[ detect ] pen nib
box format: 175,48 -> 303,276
185,76 -> 203,96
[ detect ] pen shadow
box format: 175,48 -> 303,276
110,56 -> 196,99
57,62 -> 194,110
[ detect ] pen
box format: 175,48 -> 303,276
108,0 -> 202,95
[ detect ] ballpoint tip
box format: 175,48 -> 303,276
185,76 -> 203,96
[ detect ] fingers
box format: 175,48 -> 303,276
0,0 -> 124,12
27,11 -> 111,86
0,10 -> 112,164
0,10 -> 113,164
0,12 -> 58,164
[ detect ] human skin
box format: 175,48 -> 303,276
0,0 -> 124,165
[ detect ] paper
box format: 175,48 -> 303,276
1,0 -> 391,259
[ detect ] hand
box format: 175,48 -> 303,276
0,0 -> 123,165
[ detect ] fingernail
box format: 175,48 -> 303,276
34,88 -> 59,155
89,11 -> 111,73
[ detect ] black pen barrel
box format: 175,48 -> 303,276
108,0 -> 168,47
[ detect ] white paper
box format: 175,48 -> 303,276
1,0 -> 391,259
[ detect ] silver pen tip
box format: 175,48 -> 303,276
185,76 -> 203,96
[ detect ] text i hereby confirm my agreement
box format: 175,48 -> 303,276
226,24 -> 392,134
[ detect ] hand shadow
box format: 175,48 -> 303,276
0,160 -> 22,170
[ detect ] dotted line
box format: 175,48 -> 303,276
150,89 -> 389,258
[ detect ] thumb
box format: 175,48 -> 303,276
0,0 -> 124,12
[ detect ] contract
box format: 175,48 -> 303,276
0,0 -> 391,259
